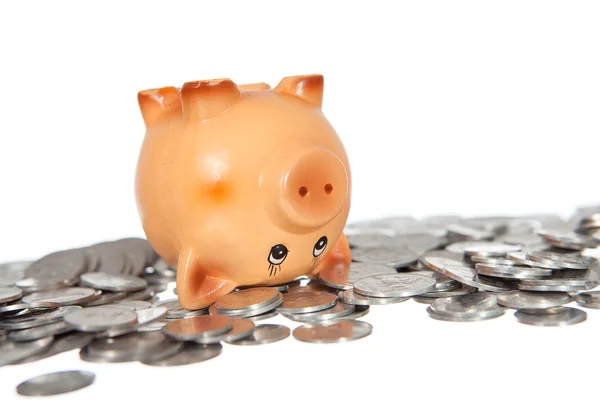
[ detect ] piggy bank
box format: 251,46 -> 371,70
135,75 -> 351,309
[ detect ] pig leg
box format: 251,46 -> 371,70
309,233 -> 351,278
176,248 -> 237,310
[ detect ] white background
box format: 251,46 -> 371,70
1,1 -> 600,399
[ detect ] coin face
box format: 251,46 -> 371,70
350,247 -> 419,268
319,263 -> 396,290
514,307 -> 587,326
198,318 -> 255,344
496,290 -> 572,309
162,315 -> 232,340
80,272 -> 147,292
16,370 -> 95,396
431,293 -> 499,316
8,320 -> 72,342
227,324 -> 290,345
338,289 -> 410,306
353,274 -> 436,298
64,306 -> 138,332
277,292 -> 337,314
22,287 -> 97,305
292,320 -> 372,343
215,288 -> 280,312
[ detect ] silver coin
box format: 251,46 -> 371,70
0,287 -> 23,303
16,276 -> 79,292
22,287 -> 97,306
11,332 -> 95,365
319,262 -> 397,290
287,280 -> 339,294
338,289 -> 410,306
0,336 -> 53,366
215,288 -> 280,312
538,230 -> 600,250
506,252 -> 564,270
25,249 -> 88,281
101,306 -> 168,337
227,324 -> 290,345
475,263 -> 552,279
113,300 -> 151,311
277,291 -> 337,314
426,305 -> 505,322
0,306 -> 81,330
445,241 -> 493,255
80,272 -> 147,292
196,318 -> 255,344
8,320 -> 72,342
142,342 -> 222,366
0,302 -> 59,317
514,307 -> 586,326
153,298 -> 209,319
209,293 -> 283,318
350,246 -> 419,269
496,290 -> 572,309
469,255 -> 520,266
84,242 -> 129,274
123,287 -> 155,301
517,283 -> 587,292
79,291 -> 125,307
420,256 -> 509,292
16,370 -> 95,397
447,225 -> 493,241
573,291 -> 600,309
346,232 -> 395,248
0,261 -> 31,287
64,306 -> 138,332
293,320 -> 373,343
283,303 -> 356,322
527,251 -> 591,270
162,315 -> 232,341
336,305 -> 370,320
82,331 -> 178,363
414,284 -> 477,299
431,293 -> 499,316
353,273 -> 436,298
463,242 -> 522,257
402,270 -> 461,292
244,310 -> 279,322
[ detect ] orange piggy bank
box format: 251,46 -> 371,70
135,74 -> 352,309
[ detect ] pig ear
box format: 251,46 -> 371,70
176,248 -> 237,310
137,86 -> 182,126
273,74 -> 324,107
238,82 -> 271,91
180,78 -> 241,121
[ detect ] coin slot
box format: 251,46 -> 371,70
324,184 -> 333,194
298,186 -> 308,197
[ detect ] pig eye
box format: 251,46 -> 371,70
313,236 -> 328,257
268,244 -> 288,265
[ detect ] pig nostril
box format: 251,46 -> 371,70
299,186 -> 308,197
324,184 -> 333,194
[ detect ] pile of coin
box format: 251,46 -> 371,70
4,205 -> 600,395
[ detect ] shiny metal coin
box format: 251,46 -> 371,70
1,306 -> 81,330
153,299 -> 209,319
445,241 -> 492,255
538,230 -> 600,250
16,370 -> 95,397
137,320 -> 169,332
101,306 -> 168,337
517,283 -> 587,292
8,320 -> 72,342
414,284 -> 477,299
470,255 -> 519,266
82,331 -> 178,363
283,303 -> 356,322
277,291 -> 337,314
337,305 -> 370,320
573,291 -> 600,309
84,242 -> 128,274
22,287 -> 97,306
421,256 -> 508,292
507,252 -> 564,270
475,263 -> 552,279
25,249 -> 87,281
496,290 -> 572,309
0,261 -> 31,287
162,315 -> 232,341
346,232 -> 395,248
527,250 -> 591,270
426,306 -> 505,322
215,287 -> 280,312
463,242 -> 522,257
353,273 -> 435,298
123,287 -> 155,301
413,297 -> 435,304
210,293 -> 283,318
244,310 -> 278,321
112,300 -> 151,311
80,291 -> 127,306
338,289 -> 409,305
293,320 -> 372,343
196,318 -> 255,344
227,324 -> 290,345
11,332 -> 94,365
80,272 -> 147,292
350,246 -> 419,269
319,262 -> 396,290
287,280 -> 339,294
431,293 -> 498,316
402,270 -> 461,291
64,306 -> 138,332
0,287 -> 23,303
0,336 -> 53,366
514,307 -> 587,326
16,276 -> 79,293
142,342 -> 222,366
